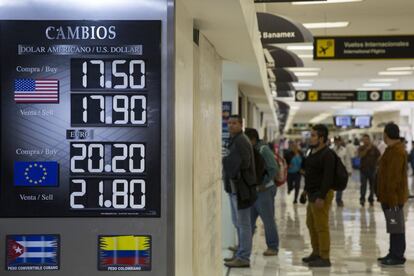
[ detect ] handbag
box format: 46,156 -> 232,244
384,207 -> 405,234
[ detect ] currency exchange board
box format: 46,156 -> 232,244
0,21 -> 162,217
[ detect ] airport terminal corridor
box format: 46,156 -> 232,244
1,1 -> 414,275
226,173 -> 414,276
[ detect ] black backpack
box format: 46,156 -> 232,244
253,147 -> 266,185
328,149 -> 349,191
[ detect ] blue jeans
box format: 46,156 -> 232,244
230,194 -> 252,261
287,172 -> 301,201
251,185 -> 279,251
336,191 -> 343,203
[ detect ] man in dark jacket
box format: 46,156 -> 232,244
377,123 -> 408,266
301,124 -> 335,268
223,115 -> 256,268
358,134 -> 381,207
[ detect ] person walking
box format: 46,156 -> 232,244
287,143 -> 303,204
332,136 -> 352,207
376,123 -> 408,266
301,124 -> 335,268
245,128 -> 280,257
358,134 -> 381,207
222,115 -> 257,268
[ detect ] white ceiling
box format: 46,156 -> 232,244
256,0 -> 414,127
183,0 -> 279,125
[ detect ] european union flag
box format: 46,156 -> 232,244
14,162 -> 59,187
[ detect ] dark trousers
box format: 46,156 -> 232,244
360,170 -> 375,203
287,173 -> 301,201
382,204 -> 406,260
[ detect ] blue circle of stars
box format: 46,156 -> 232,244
24,163 -> 48,185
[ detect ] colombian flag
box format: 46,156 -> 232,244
98,235 -> 151,270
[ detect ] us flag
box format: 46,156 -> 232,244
14,79 -> 59,103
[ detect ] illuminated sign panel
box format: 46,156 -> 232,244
0,21 -> 161,217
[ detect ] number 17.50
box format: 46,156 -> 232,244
82,59 -> 145,89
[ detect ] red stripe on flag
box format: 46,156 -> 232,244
102,257 -> 150,266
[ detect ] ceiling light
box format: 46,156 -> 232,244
363,83 -> 391,87
297,79 -> 314,83
374,102 -> 403,112
310,113 -> 331,124
293,0 -> 363,4
356,88 -> 381,91
288,67 -> 321,72
0,0 -> 24,6
267,69 -> 276,82
378,71 -> 413,76
294,72 -> 319,77
386,66 -> 414,71
303,22 -> 349,29
331,105 -> 349,109
369,78 -> 398,82
293,83 -> 312,87
286,45 -> 314,51
264,49 -> 275,68
298,54 -> 313,58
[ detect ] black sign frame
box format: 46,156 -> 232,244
295,90 -> 414,102
0,20 -> 162,217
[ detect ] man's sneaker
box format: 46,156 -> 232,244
223,256 -> 235,262
228,246 -> 238,252
377,254 -> 390,262
308,258 -> 331,267
337,201 -> 344,207
302,254 -> 320,263
360,200 -> 365,207
369,201 -> 374,207
263,248 -> 278,256
381,258 -> 405,266
224,258 -> 250,268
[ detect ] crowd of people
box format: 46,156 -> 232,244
222,114 -> 409,268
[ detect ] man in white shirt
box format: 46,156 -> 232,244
377,140 -> 387,156
345,140 -> 356,159
333,137 -> 353,207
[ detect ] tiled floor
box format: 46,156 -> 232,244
224,172 -> 414,275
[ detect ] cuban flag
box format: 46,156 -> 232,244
14,161 -> 59,187
14,79 -> 59,103
7,235 -> 59,269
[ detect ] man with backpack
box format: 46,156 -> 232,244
222,115 -> 257,268
245,128 -> 280,257
301,124 -> 336,268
